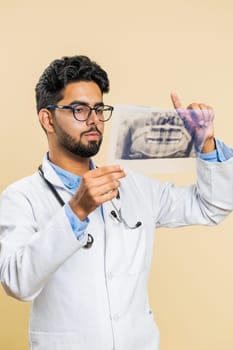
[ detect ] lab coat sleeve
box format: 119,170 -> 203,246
154,157 -> 233,227
0,184 -> 87,301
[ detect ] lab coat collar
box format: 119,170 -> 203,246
40,155 -> 65,189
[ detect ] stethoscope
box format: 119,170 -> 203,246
110,200 -> 142,229
38,165 -> 142,249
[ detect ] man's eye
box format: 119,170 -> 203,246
96,107 -> 104,114
74,107 -> 85,114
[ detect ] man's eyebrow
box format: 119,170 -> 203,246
68,100 -> 104,107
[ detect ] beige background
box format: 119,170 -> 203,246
0,0 -> 233,349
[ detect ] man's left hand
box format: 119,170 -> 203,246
171,92 -> 215,153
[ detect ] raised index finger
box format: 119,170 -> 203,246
170,92 -> 183,110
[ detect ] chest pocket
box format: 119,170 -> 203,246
122,223 -> 148,275
105,212 -> 150,276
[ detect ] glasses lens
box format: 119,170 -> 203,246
73,105 -> 113,121
97,106 -> 112,121
73,105 -> 90,121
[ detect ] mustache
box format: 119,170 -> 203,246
81,126 -> 102,137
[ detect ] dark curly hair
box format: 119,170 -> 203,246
35,55 -> 110,113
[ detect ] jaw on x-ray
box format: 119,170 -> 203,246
114,106 -> 195,160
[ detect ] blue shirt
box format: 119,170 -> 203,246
49,139 -> 233,239
48,159 -> 95,240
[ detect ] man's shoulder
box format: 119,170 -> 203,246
1,172 -> 40,197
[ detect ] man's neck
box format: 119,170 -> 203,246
48,151 -> 91,176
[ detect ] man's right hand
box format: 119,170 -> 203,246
69,165 -> 126,221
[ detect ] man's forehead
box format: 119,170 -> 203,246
60,81 -> 103,102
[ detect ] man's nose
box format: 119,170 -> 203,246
86,108 -> 99,125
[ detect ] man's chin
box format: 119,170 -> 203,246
75,143 -> 101,158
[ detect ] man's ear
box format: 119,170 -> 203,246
38,109 -> 55,133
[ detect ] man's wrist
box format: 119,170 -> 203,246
200,137 -> 216,153
64,203 -> 89,239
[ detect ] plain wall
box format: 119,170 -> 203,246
1,0 -> 233,349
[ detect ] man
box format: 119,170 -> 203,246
0,55 -> 233,350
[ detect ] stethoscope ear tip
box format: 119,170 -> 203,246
135,221 -> 142,228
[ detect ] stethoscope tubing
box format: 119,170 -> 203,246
38,165 -> 93,249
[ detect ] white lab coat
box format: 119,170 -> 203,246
0,156 -> 233,350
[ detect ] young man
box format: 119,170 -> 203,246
0,55 -> 233,350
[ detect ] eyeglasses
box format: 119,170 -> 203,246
46,103 -> 114,122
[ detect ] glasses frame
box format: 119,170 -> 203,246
46,104 -> 114,122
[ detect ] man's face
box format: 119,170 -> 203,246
50,81 -> 104,158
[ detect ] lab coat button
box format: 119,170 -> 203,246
113,313 -> 120,321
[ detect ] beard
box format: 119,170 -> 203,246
55,124 -> 103,158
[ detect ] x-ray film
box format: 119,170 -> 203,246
107,105 -> 196,173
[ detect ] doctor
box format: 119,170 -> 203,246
0,55 -> 233,350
